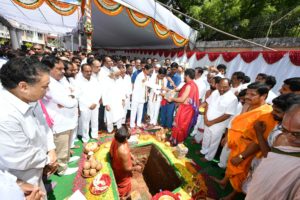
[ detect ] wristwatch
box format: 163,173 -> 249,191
239,154 -> 245,160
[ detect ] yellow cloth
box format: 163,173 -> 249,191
226,104 -> 277,192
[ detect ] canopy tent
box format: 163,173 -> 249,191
0,0 -> 197,49
0,0 -> 81,34
90,0 -> 197,49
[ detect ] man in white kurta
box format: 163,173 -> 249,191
0,57 -> 56,196
102,70 -> 126,133
118,65 -> 132,124
191,67 -> 208,138
148,68 -> 167,126
76,64 -> 102,143
43,60 -> 78,175
201,79 -> 238,161
130,66 -> 153,129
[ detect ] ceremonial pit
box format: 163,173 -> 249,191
73,134 -> 208,200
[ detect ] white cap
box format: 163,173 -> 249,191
155,63 -> 161,68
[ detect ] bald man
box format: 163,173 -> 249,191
201,78 -> 238,161
246,104 -> 300,200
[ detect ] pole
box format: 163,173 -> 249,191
85,0 -> 92,52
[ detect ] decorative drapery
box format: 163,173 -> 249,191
289,51 -> 300,66
262,51 -> 285,64
126,8 -> 151,27
151,20 -> 170,39
93,0 -> 189,47
113,49 -> 300,95
93,0 -> 123,16
12,0 -> 78,16
240,51 -> 260,63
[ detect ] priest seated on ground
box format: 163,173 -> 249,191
109,126 -> 142,199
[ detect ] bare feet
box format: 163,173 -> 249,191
209,176 -> 227,189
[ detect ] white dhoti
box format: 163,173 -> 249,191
148,100 -> 161,125
201,124 -> 226,161
105,104 -> 124,133
130,101 -> 144,128
79,108 -> 99,142
218,143 -> 231,168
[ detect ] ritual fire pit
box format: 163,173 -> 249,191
130,144 -> 182,199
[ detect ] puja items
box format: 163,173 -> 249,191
82,152 -> 102,178
89,173 -> 111,195
174,143 -> 188,159
84,142 -> 99,154
151,190 -> 180,200
155,128 -> 167,142
128,135 -> 139,146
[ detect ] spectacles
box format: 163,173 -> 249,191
278,125 -> 300,137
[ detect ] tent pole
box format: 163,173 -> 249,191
84,0 -> 92,53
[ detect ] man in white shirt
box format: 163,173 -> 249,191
98,56 -> 114,131
76,64 -> 101,142
102,68 -> 126,133
0,57 -> 57,197
119,64 -> 132,124
89,58 -> 102,82
62,60 -> 81,156
230,71 -> 245,95
130,64 -> 153,130
148,68 -> 167,127
201,78 -> 238,161
42,56 -> 78,176
265,75 -> 278,104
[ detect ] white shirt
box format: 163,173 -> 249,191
206,90 -> 238,129
76,75 -> 102,110
266,90 -> 277,105
119,74 -> 132,110
44,77 -> 77,134
132,72 -> 151,103
230,84 -> 243,95
98,66 -> 112,83
0,88 -> 55,186
102,77 -> 126,123
194,77 -> 207,102
148,75 -> 167,103
60,77 -> 79,127
0,170 -> 24,199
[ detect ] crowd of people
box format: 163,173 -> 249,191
0,44 -> 299,200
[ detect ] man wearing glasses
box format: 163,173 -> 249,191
246,103 -> 300,200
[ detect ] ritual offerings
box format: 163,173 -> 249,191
75,133 -> 207,199
81,152 -> 102,178
89,173 -> 111,195
84,142 -> 99,154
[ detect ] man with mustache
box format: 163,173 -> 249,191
212,82 -> 277,200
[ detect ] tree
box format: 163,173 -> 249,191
158,0 -> 300,41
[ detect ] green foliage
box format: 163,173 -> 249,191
158,0 -> 300,40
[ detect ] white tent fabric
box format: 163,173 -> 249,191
115,50 -> 300,94
0,0 -> 81,34
114,0 -> 196,41
90,0 -> 197,49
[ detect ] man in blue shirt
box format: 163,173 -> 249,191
131,59 -> 142,84
160,62 -> 181,129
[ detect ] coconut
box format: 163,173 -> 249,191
83,161 -> 91,170
96,163 -> 102,171
89,168 -> 97,176
83,169 -> 90,177
90,161 -> 97,169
